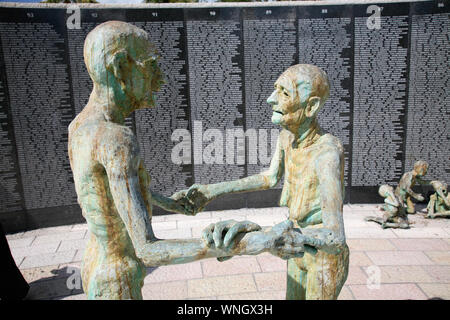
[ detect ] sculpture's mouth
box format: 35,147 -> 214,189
273,110 -> 284,115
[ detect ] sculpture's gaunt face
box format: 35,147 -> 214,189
267,73 -> 313,130
414,163 -> 428,177
130,40 -> 163,109
267,74 -> 299,126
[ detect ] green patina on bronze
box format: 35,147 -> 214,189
68,21 -> 324,300
395,160 -> 430,214
365,185 -> 409,229
427,180 -> 450,219
176,64 -> 349,300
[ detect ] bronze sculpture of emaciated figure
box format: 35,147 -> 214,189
68,21 -> 322,300
427,180 -> 450,219
177,64 -> 349,300
395,160 -> 430,214
365,184 -> 409,229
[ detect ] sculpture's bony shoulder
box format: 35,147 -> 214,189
316,133 -> 344,157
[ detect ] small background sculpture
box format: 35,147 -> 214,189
427,180 -> 450,219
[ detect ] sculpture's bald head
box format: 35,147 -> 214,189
413,160 -> 428,177
267,64 -> 330,130
280,64 -> 330,104
84,21 -> 162,111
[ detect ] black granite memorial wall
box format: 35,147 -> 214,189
0,1 -> 448,232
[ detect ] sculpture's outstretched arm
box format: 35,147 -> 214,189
137,161 -> 193,215
102,133 -> 319,267
406,187 -> 424,201
181,136 -> 284,211
300,150 -> 346,255
416,176 -> 431,185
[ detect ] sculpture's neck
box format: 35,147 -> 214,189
89,84 -> 133,124
291,118 -> 322,149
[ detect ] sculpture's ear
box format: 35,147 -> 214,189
305,96 -> 322,118
106,49 -> 129,81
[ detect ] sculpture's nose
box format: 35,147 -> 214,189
267,90 -> 277,105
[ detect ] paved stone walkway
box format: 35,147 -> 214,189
5,204 -> 450,300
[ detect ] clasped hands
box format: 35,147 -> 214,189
170,183 -> 212,216
169,184 -> 321,261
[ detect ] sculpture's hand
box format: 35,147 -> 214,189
416,194 -> 425,202
169,190 -> 196,216
170,189 -> 188,201
266,220 -> 321,260
202,220 -> 262,249
186,184 -> 213,214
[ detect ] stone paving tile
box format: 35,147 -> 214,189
21,264 -> 66,283
345,228 -> 397,239
346,266 -> 368,285
5,231 -> 24,240
424,251 -> 450,265
371,266 -> 436,283
152,221 -> 177,231
392,228 -> 449,238
418,283 -> 450,300
13,256 -> 24,268
349,251 -> 373,266
154,228 -> 192,239
210,209 -> 248,218
11,241 -> 59,257
347,239 -> 396,251
71,223 -> 88,231
57,238 -> 88,252
142,280 -> 188,300
256,253 -> 287,272
344,220 -> 372,228
244,215 -> 278,226
58,293 -> 87,300
188,274 -> 257,298
164,211 -> 211,222
390,238 -> 450,251
187,296 -> 218,300
202,256 -> 261,277
71,250 -> 84,262
366,251 -> 434,266
20,250 -> 77,269
191,226 -> 207,238
144,262 -> 202,283
177,218 -> 216,229
7,236 -> 35,248
31,231 -> 86,246
217,290 -> 285,300
424,266 -> 450,283
29,278 -> 74,300
349,204 -> 380,211
337,286 -> 354,300
349,283 -> 427,300
254,271 -> 285,291
21,225 -> 74,238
